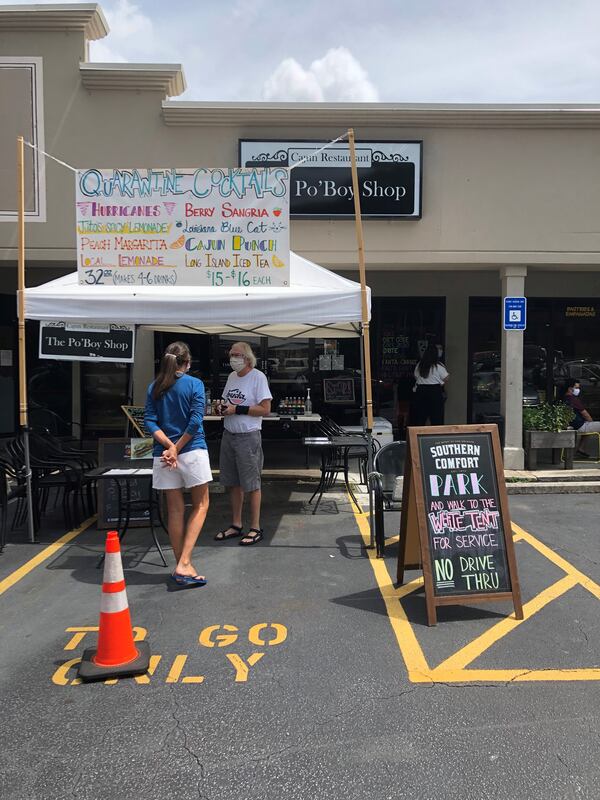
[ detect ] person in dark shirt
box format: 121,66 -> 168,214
145,341 -> 211,587
563,379 -> 600,458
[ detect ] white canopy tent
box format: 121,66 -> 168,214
22,250 -> 375,545
24,252 -> 369,338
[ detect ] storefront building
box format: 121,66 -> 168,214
1,4 -> 600,468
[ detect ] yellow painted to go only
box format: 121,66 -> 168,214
52,623 -> 288,686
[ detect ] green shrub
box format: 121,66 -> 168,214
523,402 -> 575,432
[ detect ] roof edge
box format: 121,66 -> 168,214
80,62 -> 186,97
0,3 -> 108,39
161,100 -> 600,129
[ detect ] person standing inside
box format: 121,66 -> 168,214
412,343 -> 450,426
563,379 -> 600,458
215,342 -> 272,546
145,341 -> 211,587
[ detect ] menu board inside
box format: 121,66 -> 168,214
418,432 -> 510,596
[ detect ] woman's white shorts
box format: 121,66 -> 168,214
152,448 -> 212,490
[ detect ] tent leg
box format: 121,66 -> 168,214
360,324 -> 375,550
124,325 -> 137,437
22,425 -> 36,542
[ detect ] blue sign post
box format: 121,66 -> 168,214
503,297 -> 527,330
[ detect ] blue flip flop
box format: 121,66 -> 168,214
170,572 -> 207,587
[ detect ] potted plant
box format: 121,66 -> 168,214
523,402 -> 576,469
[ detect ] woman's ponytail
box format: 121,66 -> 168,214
152,341 -> 191,399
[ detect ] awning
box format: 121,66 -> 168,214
24,252 -> 369,339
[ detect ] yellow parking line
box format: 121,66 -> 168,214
434,573 -> 578,671
352,501 -> 600,682
354,509 -> 430,678
0,516 -> 96,597
428,667 -> 600,683
512,522 -> 600,599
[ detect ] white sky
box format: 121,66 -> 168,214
8,0 -> 600,102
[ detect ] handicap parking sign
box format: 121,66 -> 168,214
504,297 -> 527,330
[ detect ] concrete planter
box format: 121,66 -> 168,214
524,429 -> 576,470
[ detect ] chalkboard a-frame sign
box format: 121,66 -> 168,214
397,425 -> 523,626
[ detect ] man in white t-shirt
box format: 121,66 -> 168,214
214,342 -> 272,546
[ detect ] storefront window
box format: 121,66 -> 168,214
469,298 -> 600,422
153,331 -> 213,393
26,320 -> 72,435
81,362 -> 129,436
265,337 -> 310,406
372,297 -> 446,435
0,295 -> 16,434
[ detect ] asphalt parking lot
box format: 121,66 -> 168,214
0,484 -> 598,800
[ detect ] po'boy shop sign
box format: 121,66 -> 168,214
239,140 -> 422,219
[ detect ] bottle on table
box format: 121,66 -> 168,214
305,388 -> 312,415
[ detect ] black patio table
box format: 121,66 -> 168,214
302,434 -> 369,513
86,461 -> 167,567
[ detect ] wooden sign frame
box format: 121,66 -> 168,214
121,405 -> 148,437
397,424 -> 523,626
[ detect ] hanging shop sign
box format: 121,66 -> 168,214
76,167 -> 290,288
39,321 -> 135,362
397,425 -> 523,626
240,140 -> 422,219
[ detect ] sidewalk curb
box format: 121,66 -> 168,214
507,481 -> 600,494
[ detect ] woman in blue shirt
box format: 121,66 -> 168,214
145,341 -> 211,587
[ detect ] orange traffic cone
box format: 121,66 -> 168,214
78,531 -> 150,682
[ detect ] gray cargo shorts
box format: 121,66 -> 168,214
219,429 -> 264,492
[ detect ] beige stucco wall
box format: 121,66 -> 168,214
2,11 -> 600,436
2,25 -> 600,273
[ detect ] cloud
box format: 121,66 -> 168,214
88,0 -> 162,63
262,58 -> 325,102
262,47 -> 379,102
90,40 -> 127,63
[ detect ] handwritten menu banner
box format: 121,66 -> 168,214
418,433 -> 510,596
76,167 -> 290,288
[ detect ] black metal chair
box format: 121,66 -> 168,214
0,456 -> 28,551
29,430 -> 97,518
368,441 -> 407,556
5,436 -> 81,531
307,419 -> 379,513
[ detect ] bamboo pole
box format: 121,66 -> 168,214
17,135 -> 36,543
348,128 -> 375,547
348,129 -> 374,430
17,137 -> 26,427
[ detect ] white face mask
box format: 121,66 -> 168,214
436,347 -> 443,358
175,362 -> 190,378
572,388 -> 581,396
230,356 -> 246,372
